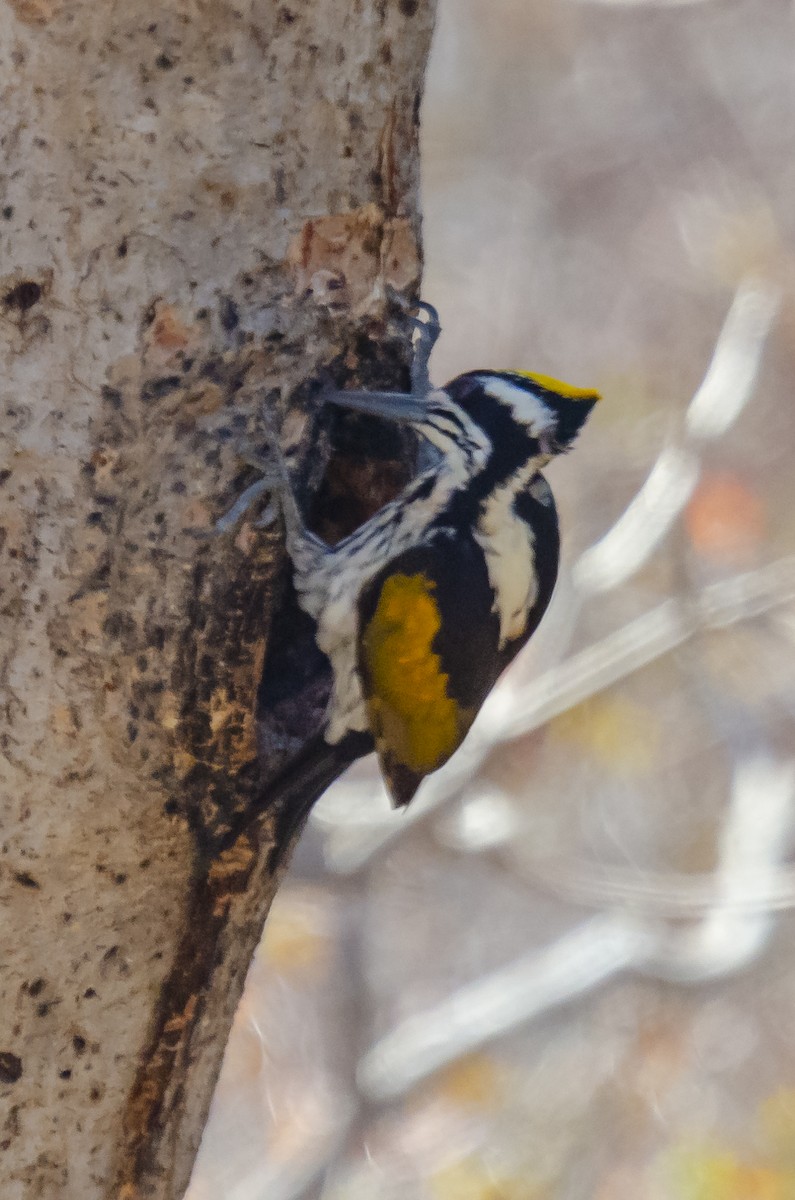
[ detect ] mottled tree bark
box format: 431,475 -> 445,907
0,1 -> 435,1196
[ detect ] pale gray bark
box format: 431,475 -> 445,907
0,1 -> 435,1196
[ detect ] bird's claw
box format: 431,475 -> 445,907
407,301 -> 441,395
214,475 -> 274,533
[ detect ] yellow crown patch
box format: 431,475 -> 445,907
512,370 -> 601,402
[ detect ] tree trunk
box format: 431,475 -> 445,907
0,2 -> 435,1196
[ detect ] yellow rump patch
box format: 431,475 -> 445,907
361,572 -> 465,774
512,370 -> 601,402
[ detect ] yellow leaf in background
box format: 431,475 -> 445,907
432,1054 -> 504,1111
429,1157 -> 542,1200
668,1145 -> 795,1200
760,1089 -> 795,1167
549,695 -> 660,777
259,893 -> 331,978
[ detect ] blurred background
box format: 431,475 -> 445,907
189,1 -> 795,1197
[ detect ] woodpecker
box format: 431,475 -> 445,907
256,305 -> 600,809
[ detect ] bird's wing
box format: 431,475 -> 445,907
356,537 -> 501,807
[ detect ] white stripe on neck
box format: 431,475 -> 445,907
474,459 -> 542,647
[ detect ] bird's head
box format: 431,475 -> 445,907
327,369 -> 599,482
444,370 -> 601,461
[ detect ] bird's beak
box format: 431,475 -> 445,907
324,388 -> 429,425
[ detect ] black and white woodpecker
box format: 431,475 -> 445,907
256,305 -> 599,808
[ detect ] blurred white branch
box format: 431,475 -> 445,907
574,278 -> 780,594
356,915 -> 648,1102
685,280 -> 781,440
356,752 -> 795,1103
